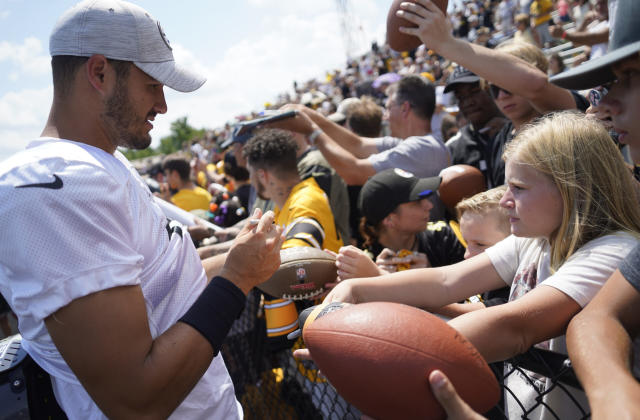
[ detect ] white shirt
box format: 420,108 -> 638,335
0,138 -> 242,420
486,232 -> 639,420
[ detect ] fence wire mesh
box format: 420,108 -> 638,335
221,290 -> 592,419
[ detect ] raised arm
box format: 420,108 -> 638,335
45,210 -> 284,419
265,107 -> 376,185
566,269 -> 640,419
397,0 -> 576,114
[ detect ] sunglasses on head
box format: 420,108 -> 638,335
489,84 -> 511,98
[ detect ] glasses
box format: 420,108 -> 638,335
488,84 -> 511,99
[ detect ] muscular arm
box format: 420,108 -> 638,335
46,286 -> 215,419
398,0 -> 576,114
566,270 -> 640,419
45,210 -> 283,418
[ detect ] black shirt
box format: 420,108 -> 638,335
367,221 -> 466,268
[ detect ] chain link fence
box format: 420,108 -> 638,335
221,291 -> 592,419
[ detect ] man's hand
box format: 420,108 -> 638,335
258,104 -> 317,136
395,0 -> 455,53
429,370 -> 487,420
219,208 -> 284,294
188,218 -> 213,242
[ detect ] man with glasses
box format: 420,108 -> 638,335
276,75 -> 450,220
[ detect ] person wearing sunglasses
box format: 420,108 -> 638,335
394,0 -> 589,188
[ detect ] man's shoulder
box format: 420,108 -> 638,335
0,139 -> 127,195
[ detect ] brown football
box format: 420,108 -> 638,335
303,302 -> 500,420
257,247 -> 336,300
386,0 -> 449,52
438,164 -> 486,210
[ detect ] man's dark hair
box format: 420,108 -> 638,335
242,128 -> 299,177
51,55 -> 131,98
162,156 -> 191,181
347,96 -> 383,137
387,75 -> 436,121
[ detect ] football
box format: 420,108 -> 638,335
257,247 -> 337,300
438,164 -> 486,210
386,0 -> 449,52
303,302 -> 500,420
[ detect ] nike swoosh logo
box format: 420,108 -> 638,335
16,174 -> 63,190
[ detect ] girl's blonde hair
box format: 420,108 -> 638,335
455,186 -> 510,234
496,40 -> 548,73
503,111 -> 640,270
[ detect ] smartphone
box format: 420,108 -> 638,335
235,110 -> 298,136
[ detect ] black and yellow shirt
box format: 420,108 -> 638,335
275,177 -> 343,253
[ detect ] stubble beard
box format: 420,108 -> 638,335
102,77 -> 152,151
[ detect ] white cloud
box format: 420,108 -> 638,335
0,11 -> 10,19
0,37 -> 51,78
0,86 -> 52,161
149,1 -> 385,149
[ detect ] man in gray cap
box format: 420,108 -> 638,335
443,66 -> 506,187
0,1 -> 283,418
551,1 -> 640,417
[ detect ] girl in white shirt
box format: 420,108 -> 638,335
322,112 -> 640,419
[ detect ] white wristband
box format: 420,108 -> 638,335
308,128 -> 323,145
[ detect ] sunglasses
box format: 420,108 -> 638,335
488,84 -> 511,99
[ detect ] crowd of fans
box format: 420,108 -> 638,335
3,0 -> 640,418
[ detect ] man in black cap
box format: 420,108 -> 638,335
550,1 -> 640,417
443,66 -> 506,187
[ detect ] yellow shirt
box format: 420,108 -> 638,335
530,0 -> 553,27
274,178 -> 343,253
171,186 -> 212,212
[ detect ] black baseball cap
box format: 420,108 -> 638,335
358,168 -> 441,225
551,0 -> 640,90
443,66 -> 481,93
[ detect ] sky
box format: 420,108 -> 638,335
0,0 -> 397,161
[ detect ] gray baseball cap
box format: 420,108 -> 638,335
49,0 -> 206,92
550,0 -> 640,90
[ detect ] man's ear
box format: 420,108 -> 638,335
400,101 -> 411,118
86,54 -> 110,94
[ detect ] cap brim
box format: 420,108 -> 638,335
409,176 -> 441,200
443,76 -> 481,93
135,60 -> 206,93
550,41 -> 640,90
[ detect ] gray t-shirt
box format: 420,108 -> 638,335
620,242 -> 640,291
370,134 -> 450,220
370,134 -> 450,178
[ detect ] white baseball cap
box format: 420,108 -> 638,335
49,0 -> 206,92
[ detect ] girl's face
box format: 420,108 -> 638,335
388,198 -> 433,234
460,211 -> 510,259
492,88 -> 538,127
500,160 -> 564,239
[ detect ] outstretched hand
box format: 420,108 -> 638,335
336,246 -> 384,280
220,208 -> 284,295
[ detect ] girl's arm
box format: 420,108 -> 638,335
325,253 -> 506,309
449,285 -> 581,363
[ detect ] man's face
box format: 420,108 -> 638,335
247,163 -> 269,200
101,65 -> 167,150
601,55 -> 640,162
384,93 -> 404,137
452,82 -> 500,128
